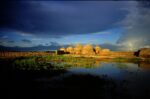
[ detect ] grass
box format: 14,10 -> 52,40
1,55 -> 150,70
10,55 -> 100,70
3,54 -> 150,99
112,57 -> 142,63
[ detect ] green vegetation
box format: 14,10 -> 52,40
112,57 -> 142,63
11,55 -> 101,70
1,55 -> 150,70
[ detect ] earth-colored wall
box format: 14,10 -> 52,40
139,48 -> 150,58
99,51 -> 135,58
0,51 -> 55,57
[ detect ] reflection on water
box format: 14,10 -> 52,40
33,61 -> 150,98
7,59 -> 150,99
68,62 -> 141,80
139,61 -> 150,70
45,62 -> 150,97
65,62 -> 150,98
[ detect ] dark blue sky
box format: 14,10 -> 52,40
0,1 -> 150,51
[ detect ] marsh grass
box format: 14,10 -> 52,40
112,57 -> 142,63
6,55 -> 150,70
11,55 -> 101,70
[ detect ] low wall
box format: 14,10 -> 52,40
0,51 -> 55,57
139,48 -> 150,58
99,51 -> 135,58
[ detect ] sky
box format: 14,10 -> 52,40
0,0 -> 150,51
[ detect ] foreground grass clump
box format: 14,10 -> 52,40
5,55 -> 150,70
12,55 -> 100,70
12,56 -> 63,70
112,57 -> 142,63
35,55 -> 100,68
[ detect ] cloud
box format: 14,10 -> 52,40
0,44 -> 62,51
18,32 -> 33,37
0,1 -> 131,38
117,1 -> 150,51
1,1 -> 149,51
49,41 -> 60,46
8,40 -> 15,43
100,43 -> 130,51
21,39 -> 32,43
1,35 -> 8,39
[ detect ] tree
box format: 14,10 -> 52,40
82,44 -> 95,55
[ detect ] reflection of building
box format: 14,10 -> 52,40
139,62 -> 150,70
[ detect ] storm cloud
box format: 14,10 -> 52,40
0,1 -> 150,51
21,39 -> 32,43
117,1 -> 150,51
0,1 -> 131,38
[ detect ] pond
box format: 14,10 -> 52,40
68,62 -> 150,80
7,59 -> 150,99
67,62 -> 150,98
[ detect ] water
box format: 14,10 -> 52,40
67,62 -> 150,97
68,62 -> 142,80
7,61 -> 150,99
